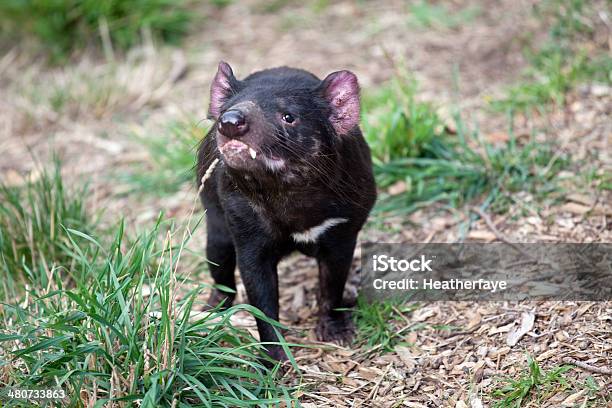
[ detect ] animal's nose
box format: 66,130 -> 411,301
218,110 -> 248,138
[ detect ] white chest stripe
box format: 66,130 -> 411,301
291,218 -> 348,244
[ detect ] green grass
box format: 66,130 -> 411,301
491,45 -> 611,115
362,73 -> 447,164
491,356 -> 571,407
362,74 -> 569,216
0,165 -> 298,407
0,0 -> 195,60
407,1 -> 480,30
491,0 -> 611,114
0,162 -> 95,299
120,120 -> 207,195
489,356 -> 605,407
354,297 -> 420,353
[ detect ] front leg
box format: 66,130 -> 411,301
235,246 -> 287,361
223,194 -> 288,361
315,237 -> 356,344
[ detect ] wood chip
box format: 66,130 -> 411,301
467,230 -> 497,241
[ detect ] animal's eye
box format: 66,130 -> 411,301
281,113 -> 295,124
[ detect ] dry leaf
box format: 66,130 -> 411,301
536,349 -> 557,362
403,402 -> 427,408
561,389 -> 587,406
472,360 -> 486,381
489,322 -> 515,335
290,285 -> 305,311
469,395 -> 484,408
413,308 -> 435,322
358,367 -> 383,381
566,193 -> 595,206
559,202 -> 591,215
455,401 -> 469,408
506,311 -> 535,346
406,331 -> 418,344
395,345 -> 417,370
467,311 -> 482,329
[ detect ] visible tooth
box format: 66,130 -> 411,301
249,148 -> 257,159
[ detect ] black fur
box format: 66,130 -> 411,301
197,64 -> 376,360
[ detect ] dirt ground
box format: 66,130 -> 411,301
0,0 -> 610,406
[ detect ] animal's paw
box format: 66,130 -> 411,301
204,289 -> 234,310
267,345 -> 289,362
315,312 -> 355,345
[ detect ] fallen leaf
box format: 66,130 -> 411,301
561,389 -> 587,406
403,402 -> 427,408
536,349 -> 558,362
470,395 -> 484,408
413,308 -> 435,322
290,285 -> 305,311
566,193 -> 595,206
507,311 -> 536,346
489,322 -> 515,335
455,401 -> 468,408
358,366 -> 383,381
406,331 -> 418,344
467,311 -> 482,329
395,345 -> 417,370
558,202 -> 591,215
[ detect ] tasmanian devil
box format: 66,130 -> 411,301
197,62 -> 376,360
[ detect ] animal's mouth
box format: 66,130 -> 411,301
219,139 -> 257,160
218,139 -> 285,171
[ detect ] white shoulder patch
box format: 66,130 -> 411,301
291,217 -> 348,244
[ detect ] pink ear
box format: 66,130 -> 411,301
321,70 -> 360,135
209,61 -> 236,119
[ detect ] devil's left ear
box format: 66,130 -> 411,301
319,70 -> 360,135
208,61 -> 239,120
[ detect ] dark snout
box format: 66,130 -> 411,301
218,110 -> 248,138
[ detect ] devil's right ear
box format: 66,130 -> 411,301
208,61 -> 238,120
